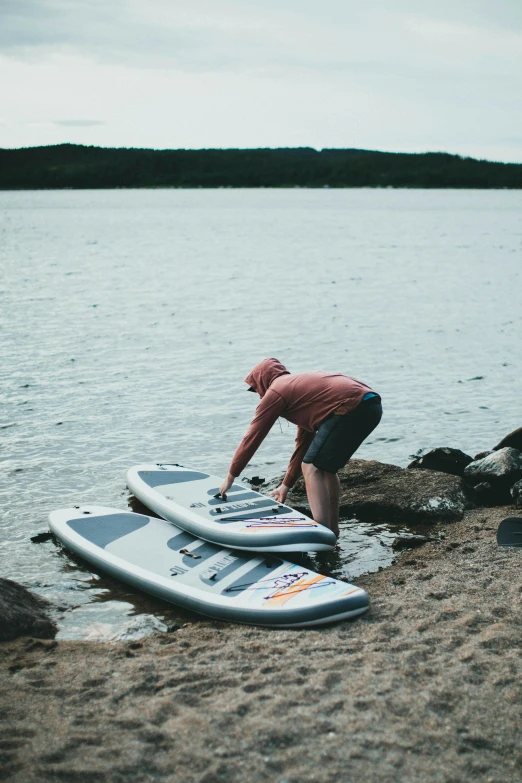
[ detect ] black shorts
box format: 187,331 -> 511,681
302,398 -> 382,474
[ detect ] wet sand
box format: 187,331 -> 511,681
2,505 -> 522,783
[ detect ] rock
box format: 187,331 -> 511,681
474,450 -> 493,461
288,459 -> 472,524
471,481 -> 507,507
392,534 -> 436,550
407,447 -> 473,477
464,448 -> 522,505
473,481 -> 494,498
0,578 -> 57,642
511,479 -> 522,509
30,531 -> 53,543
85,615 -> 168,642
464,447 -> 522,487
493,426 -> 522,453
114,615 -> 168,642
243,475 -> 267,487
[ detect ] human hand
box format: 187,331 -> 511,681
218,473 -> 235,500
271,484 -> 289,504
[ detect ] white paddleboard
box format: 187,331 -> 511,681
126,464 -> 337,553
48,506 -> 370,627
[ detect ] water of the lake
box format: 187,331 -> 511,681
1,188 -> 520,639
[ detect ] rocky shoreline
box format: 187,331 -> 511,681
0,579 -> 57,643
279,426 -> 522,523
2,429 -> 522,782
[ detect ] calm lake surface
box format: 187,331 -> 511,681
1,188 -> 520,639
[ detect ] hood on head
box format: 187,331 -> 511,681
244,358 -> 290,397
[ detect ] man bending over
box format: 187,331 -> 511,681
219,358 -> 382,537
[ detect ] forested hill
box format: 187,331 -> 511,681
1,144 -> 522,189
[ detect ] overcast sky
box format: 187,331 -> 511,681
1,0 -> 521,161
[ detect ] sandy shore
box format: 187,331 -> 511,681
2,505 -> 522,783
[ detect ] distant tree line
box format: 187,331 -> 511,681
1,144 -> 521,189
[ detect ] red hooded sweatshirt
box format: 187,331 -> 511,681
229,358 -> 375,488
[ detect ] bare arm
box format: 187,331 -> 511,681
227,389 -> 286,479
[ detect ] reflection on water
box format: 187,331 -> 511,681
298,518 -> 407,580
2,188 -> 520,639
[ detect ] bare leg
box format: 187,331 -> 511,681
325,472 -> 340,536
301,462 -> 329,526
302,462 -> 339,536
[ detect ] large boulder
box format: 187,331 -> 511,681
287,459 -> 472,524
0,578 -> 57,642
493,427 -> 522,453
464,447 -> 522,505
407,447 -> 473,477
464,447 -> 522,484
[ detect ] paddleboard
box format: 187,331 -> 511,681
48,506 -> 369,627
126,464 -> 337,553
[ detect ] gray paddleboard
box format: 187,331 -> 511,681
126,464 -> 337,553
48,506 -> 369,627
